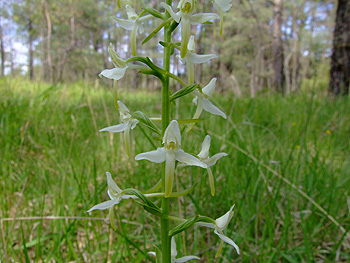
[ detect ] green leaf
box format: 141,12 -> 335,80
123,189 -> 163,217
131,111 -> 161,135
169,216 -> 199,237
170,84 -> 199,102
143,5 -> 164,20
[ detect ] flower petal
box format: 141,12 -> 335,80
106,172 -> 122,195
190,13 -> 220,24
188,53 -> 217,64
99,123 -> 128,133
198,135 -> 211,159
175,149 -> 207,168
171,237 -> 177,258
215,205 -> 235,230
87,198 -> 120,212
163,120 -> 181,146
135,147 -> 166,163
99,67 -> 128,80
160,3 -> 181,22
201,99 -> 227,119
114,18 -> 135,30
202,78 -> 217,97
206,153 -> 228,167
125,5 -> 138,20
214,229 -> 240,255
175,256 -> 200,262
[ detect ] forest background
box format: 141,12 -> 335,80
1,0 -> 350,262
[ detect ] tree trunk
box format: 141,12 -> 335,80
43,0 -> 53,81
329,0 -> 350,96
28,18 -> 34,80
272,0 -> 284,93
291,3 -> 300,92
0,18 -> 5,76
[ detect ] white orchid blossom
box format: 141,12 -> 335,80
197,205 -> 240,255
113,5 -> 154,56
99,101 -> 139,157
135,120 -> 206,197
87,172 -> 135,212
161,0 -> 219,58
99,44 -> 147,81
149,237 -> 200,262
197,135 -> 227,196
213,0 -> 232,34
179,35 -> 217,84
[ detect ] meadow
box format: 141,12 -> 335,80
1,77 -> 349,262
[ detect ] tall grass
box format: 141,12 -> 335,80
1,77 -> 349,262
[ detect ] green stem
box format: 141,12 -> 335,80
161,1 -> 172,262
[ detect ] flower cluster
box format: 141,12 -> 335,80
88,1 -> 239,261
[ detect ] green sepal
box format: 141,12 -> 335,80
202,21 -> 213,25
143,5 -> 164,20
169,20 -> 179,33
142,17 -> 173,45
169,216 -> 199,237
170,84 -> 199,102
177,119 -> 205,124
131,110 -> 161,135
109,43 -> 126,68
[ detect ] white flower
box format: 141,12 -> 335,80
99,101 -> 139,157
192,78 -> 227,119
161,0 -> 219,58
213,0 -> 232,34
197,135 -> 227,196
87,172 -> 135,212
149,237 -> 200,262
135,120 -> 206,197
179,36 -> 217,84
113,5 -> 154,56
99,44 -> 147,81
197,205 -> 240,255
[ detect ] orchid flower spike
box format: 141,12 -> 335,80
179,35 -> 217,84
113,5 -> 154,56
99,101 -> 139,157
149,237 -> 200,262
213,0 -> 233,35
135,120 -> 206,197
87,172 -> 135,213
197,205 -> 240,255
187,78 -> 226,132
197,135 -> 228,196
161,0 -> 219,58
99,44 -> 147,81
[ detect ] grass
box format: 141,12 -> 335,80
1,77 -> 349,262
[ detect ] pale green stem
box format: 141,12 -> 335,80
131,26 -> 137,56
161,1 -> 172,262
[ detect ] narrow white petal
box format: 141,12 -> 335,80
135,148 -> 166,163
196,222 -> 216,229
214,230 -> 240,255
201,99 -> 227,119
202,78 -> 217,97
175,149 -> 207,168
130,119 -> 139,130
190,13 -> 220,24
99,123 -> 128,133
160,3 -> 181,22
117,100 -> 130,113
171,237 -> 177,258
148,252 -> 156,257
163,120 -> 181,146
106,172 -> 122,195
198,135 -> 211,159
206,153 -> 228,167
175,256 -> 200,262
99,67 -> 128,80
187,35 -> 196,52
188,53 -> 217,64
114,18 -> 135,30
87,199 -> 120,212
